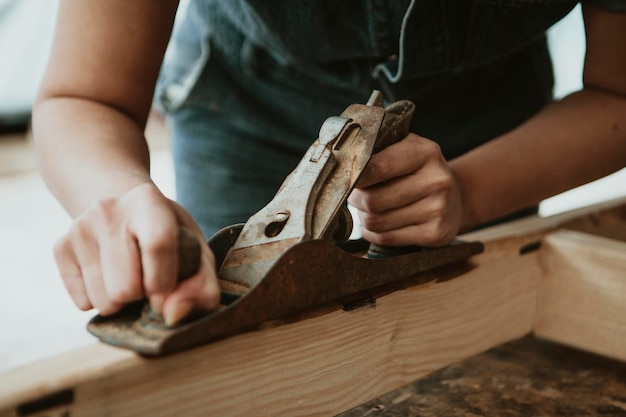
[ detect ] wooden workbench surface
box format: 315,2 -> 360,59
339,336 -> 626,417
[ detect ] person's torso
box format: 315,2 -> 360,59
207,0 -> 577,79
157,0 -> 577,159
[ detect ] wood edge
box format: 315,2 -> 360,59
0,343 -> 137,408
534,229 -> 626,362
0,246 -> 540,415
3,196 -> 625,413
461,195 -> 626,243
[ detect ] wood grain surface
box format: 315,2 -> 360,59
0,243 -> 540,416
1,197 -> 625,417
535,229 -> 626,361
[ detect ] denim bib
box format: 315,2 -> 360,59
156,0 -> 625,236
156,0 -> 589,108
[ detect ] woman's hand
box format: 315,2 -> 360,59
348,133 -> 465,247
53,183 -> 220,326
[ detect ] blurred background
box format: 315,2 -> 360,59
0,2 -> 624,372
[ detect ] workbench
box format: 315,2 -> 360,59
340,336 -> 626,416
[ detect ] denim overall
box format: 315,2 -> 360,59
156,0 -> 624,238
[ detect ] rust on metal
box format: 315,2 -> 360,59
88,228 -> 483,355
87,91 -> 484,356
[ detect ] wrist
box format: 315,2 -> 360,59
450,163 -> 480,233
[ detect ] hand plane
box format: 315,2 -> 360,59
87,91 -> 484,356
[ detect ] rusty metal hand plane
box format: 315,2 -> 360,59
87,91 -> 484,356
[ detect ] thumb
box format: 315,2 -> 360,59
162,238 -> 220,326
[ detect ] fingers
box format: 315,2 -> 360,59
160,203 -> 221,325
360,223 -> 455,248
99,225 -> 143,305
162,245 -> 220,326
55,211 -> 126,315
54,183 -> 220,323
355,134 -> 443,189
357,196 -> 459,247
349,134 -> 464,247
349,170 -> 453,214
124,189 -> 180,308
54,238 -> 92,310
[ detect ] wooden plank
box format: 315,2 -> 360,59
2,196 -> 626,417
562,204 -> 626,242
0,240 -> 540,417
535,229 -> 626,362
463,196 -> 626,245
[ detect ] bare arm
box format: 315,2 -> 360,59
34,0 -> 219,324
350,2 -> 626,246
451,3 -> 626,229
35,0 -> 175,213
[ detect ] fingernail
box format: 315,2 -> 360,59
164,300 -> 193,326
150,294 -> 165,313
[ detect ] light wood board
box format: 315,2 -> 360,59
535,229 -> 626,361
1,196 -> 625,417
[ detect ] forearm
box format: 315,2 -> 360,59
33,97 -> 153,217
451,87 -> 626,230
31,0 -> 178,218
31,0 -> 219,322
